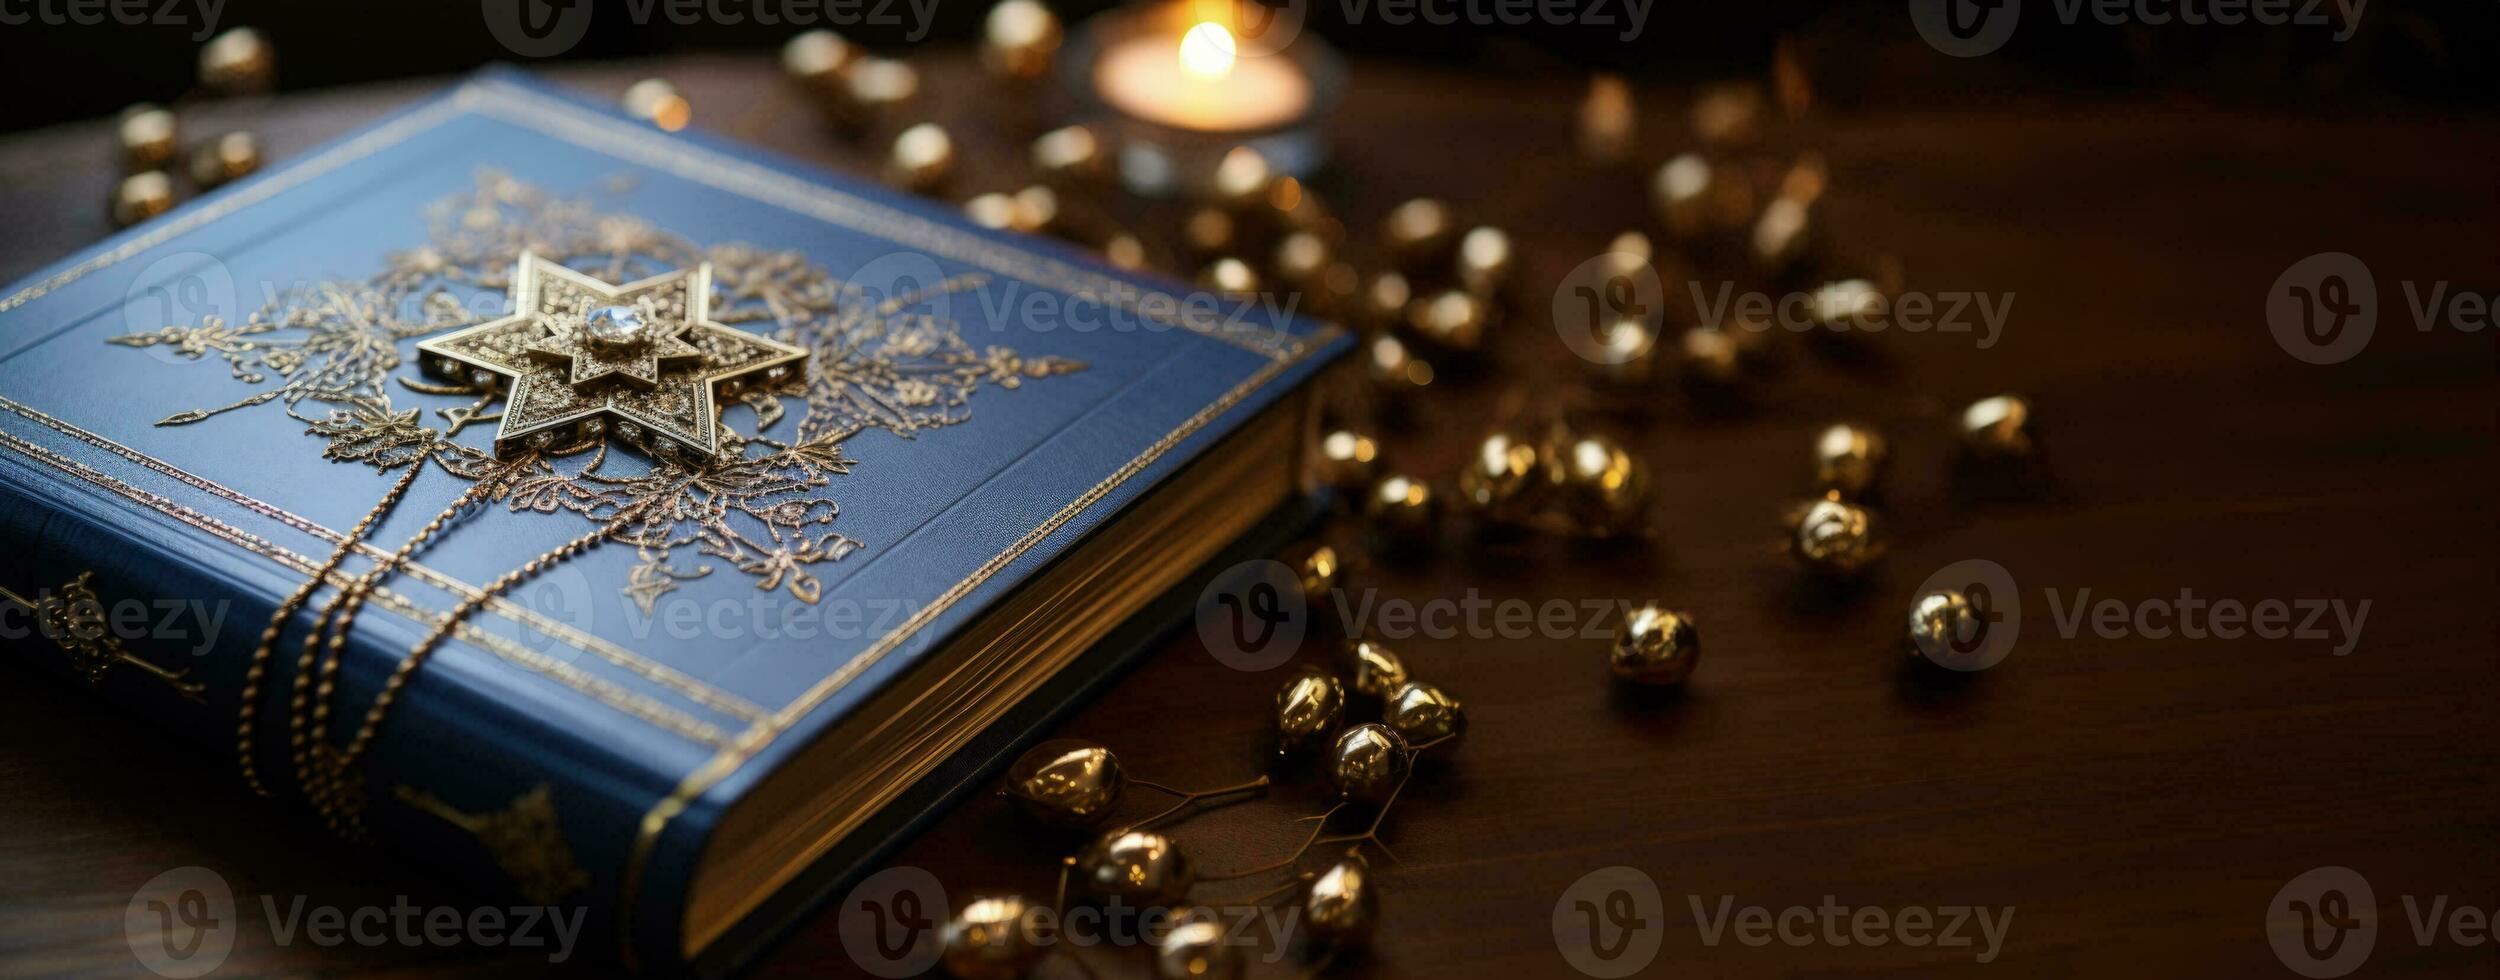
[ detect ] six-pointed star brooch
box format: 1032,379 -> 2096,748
415,253 -> 806,462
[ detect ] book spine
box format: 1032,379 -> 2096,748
0,458 -> 644,965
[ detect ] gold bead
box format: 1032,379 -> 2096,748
1381,198 -> 1456,273
110,172 -> 175,228
1546,430 -> 1649,538
1361,473 -> 1438,539
1328,723 -> 1411,805
1314,429 -> 1379,493
1407,289 -> 1487,355
1457,427 -> 1547,526
885,123 -> 955,194
1790,495 -> 1883,576
1303,855 -> 1380,950
1281,541 -> 1344,607
1210,146 -> 1274,213
199,27 -> 276,95
1383,680 -> 1464,745
1690,82 -> 1765,148
1101,232 -> 1149,271
1455,226 -> 1513,296
980,0 -> 1062,83
1154,917 -> 1242,980
1611,604 -> 1698,685
621,78 -> 691,131
1576,74 -> 1635,166
1907,590 -> 1992,669
1340,638 -> 1409,699
1959,394 -> 2037,459
1032,125 -> 1110,188
1274,672 -> 1345,757
846,57 -> 921,116
941,895 -> 1044,980
1198,257 -> 1260,296
118,105 -> 180,173
1808,278 -> 1883,331
1812,423 -> 1888,499
1002,738 -> 1124,829
1678,326 -> 1746,390
782,30 -> 859,96
1076,830 -> 1193,907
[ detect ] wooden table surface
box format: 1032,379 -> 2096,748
2,48 -> 2494,979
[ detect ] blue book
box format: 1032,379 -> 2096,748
0,68 -> 1346,973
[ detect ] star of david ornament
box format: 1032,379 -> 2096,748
415,253 -> 806,462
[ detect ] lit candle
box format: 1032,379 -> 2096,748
1093,18 -> 1312,133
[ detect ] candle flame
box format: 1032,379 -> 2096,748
1178,22 -> 1236,80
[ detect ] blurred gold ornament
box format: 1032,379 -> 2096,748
1361,473 -> 1438,539
1272,231 -> 1331,288
886,123 -> 956,193
1652,153 -> 1750,240
1678,326 -> 1747,390
1611,604 -> 1698,685
1602,229 -> 1654,275
782,30 -> 859,96
198,27 -> 276,96
1198,257 -> 1260,296
1457,427 -> 1547,526
1010,185 -> 1060,234
1546,430 -> 1649,538
1329,723 -> 1412,805
1455,226 -> 1513,295
1182,206 -> 1237,260
1032,125 -> 1110,187
941,896 -> 1044,980
1382,198 -> 1456,273
1304,855 -> 1380,951
1576,74 -> 1636,165
1959,394 -> 2037,460
1752,159 -> 1827,277
1266,177 -> 1335,237
846,57 -> 921,116
1811,423 -> 1888,499
1274,672 -> 1346,756
118,105 -> 179,173
980,0 -> 1063,83
1102,232 -> 1149,271
1690,82 -> 1764,148
1076,830 -> 1194,907
186,131 -> 261,189
1341,638 -> 1410,699
1364,335 -> 1434,393
1314,429 -> 1379,492
1384,680 -> 1464,745
963,193 -> 1018,231
1407,289 -> 1487,354
1360,271 -> 1412,336
110,172 -> 175,228
1808,278 -> 1883,331
1210,146 -> 1274,213
1002,739 -> 1125,829
621,78 -> 691,131
1154,918 -> 1242,980
1590,318 -> 1660,387
1789,494 -> 1882,576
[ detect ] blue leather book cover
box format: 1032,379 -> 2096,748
0,68 -> 1345,970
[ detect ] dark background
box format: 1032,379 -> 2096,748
3,0 -> 2493,134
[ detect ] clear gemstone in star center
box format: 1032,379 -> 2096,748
583,304 -> 649,348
